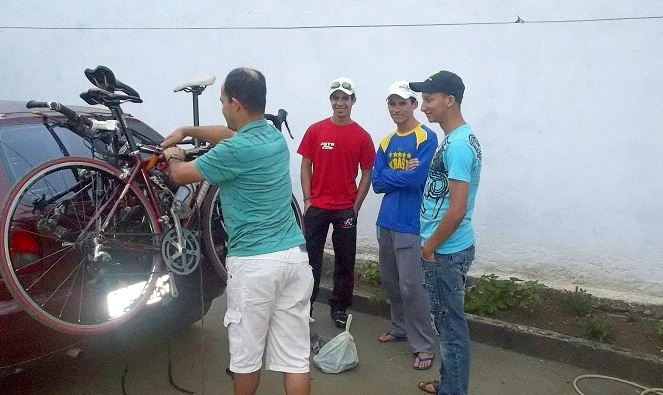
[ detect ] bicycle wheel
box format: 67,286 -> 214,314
0,157 -> 162,335
290,194 -> 304,231
200,186 -> 303,281
200,185 -> 227,281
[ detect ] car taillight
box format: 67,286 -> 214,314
9,227 -> 43,274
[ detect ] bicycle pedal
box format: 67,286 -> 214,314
168,272 -> 179,298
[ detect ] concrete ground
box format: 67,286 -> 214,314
2,295 -> 640,395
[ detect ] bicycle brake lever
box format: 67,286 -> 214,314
284,120 -> 294,139
135,143 -> 163,155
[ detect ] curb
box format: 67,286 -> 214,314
317,286 -> 663,388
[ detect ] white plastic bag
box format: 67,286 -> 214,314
312,314 -> 358,373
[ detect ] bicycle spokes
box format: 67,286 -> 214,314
1,158 -> 161,334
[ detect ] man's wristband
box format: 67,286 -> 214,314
168,153 -> 182,163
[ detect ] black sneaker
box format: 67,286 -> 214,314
331,309 -> 348,329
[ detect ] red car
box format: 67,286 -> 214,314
0,100 -> 225,376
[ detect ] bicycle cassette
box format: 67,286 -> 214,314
161,228 -> 201,275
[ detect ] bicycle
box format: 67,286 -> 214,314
0,66 -> 303,335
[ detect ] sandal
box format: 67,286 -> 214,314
413,352 -> 434,370
378,330 -> 407,342
417,380 -> 439,394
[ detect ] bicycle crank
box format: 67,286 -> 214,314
161,228 -> 201,275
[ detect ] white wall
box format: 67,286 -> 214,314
2,1 -> 662,303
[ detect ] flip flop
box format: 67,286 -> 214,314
378,330 -> 407,342
417,380 -> 439,394
413,352 -> 434,370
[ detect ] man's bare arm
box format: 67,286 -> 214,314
354,168 -> 372,215
162,146 -> 205,185
162,125 -> 236,147
300,157 -> 313,211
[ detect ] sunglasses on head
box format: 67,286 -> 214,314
330,81 -> 353,91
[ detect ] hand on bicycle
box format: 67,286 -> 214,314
162,125 -> 236,147
163,146 -> 186,163
161,126 -> 190,148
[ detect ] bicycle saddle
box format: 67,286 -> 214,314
173,75 -> 216,92
80,87 -> 143,106
84,65 -> 141,99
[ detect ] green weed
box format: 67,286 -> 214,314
356,260 -> 381,286
368,288 -> 389,306
561,286 -> 594,316
653,320 -> 663,342
464,274 -> 545,316
579,314 -> 612,342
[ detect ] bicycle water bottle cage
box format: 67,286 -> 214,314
84,65 -> 141,99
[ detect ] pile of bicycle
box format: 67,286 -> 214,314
0,66 -> 301,335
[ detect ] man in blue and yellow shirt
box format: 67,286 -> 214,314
371,80 -> 438,371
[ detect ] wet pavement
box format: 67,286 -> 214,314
0,295 -> 619,395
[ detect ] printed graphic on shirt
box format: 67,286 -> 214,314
422,134 -> 481,219
469,134 -> 482,186
422,139 -> 449,218
320,142 -> 335,150
388,150 -> 413,170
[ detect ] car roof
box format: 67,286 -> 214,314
0,100 -> 118,121
0,100 -> 163,144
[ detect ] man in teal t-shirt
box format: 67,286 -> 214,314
409,70 -> 482,395
194,116 -> 303,257
163,68 -> 313,395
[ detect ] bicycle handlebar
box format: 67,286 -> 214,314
265,109 -> 293,139
27,100 -> 79,122
26,100 -> 100,139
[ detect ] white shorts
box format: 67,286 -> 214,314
224,246 -> 313,374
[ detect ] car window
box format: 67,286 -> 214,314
0,117 -> 162,198
127,118 -> 164,145
0,123 -> 89,186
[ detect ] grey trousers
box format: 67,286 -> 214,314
378,227 -> 436,354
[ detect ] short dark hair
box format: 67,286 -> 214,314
223,68 -> 266,114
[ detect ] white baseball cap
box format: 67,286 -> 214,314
386,80 -> 417,100
329,77 -> 355,96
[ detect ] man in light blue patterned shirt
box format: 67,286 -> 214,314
410,70 -> 482,395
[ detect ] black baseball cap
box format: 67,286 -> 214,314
409,70 -> 465,103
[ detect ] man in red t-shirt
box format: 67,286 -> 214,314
297,77 -> 375,328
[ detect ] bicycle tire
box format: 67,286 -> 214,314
200,186 -> 303,281
0,157 -> 162,335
